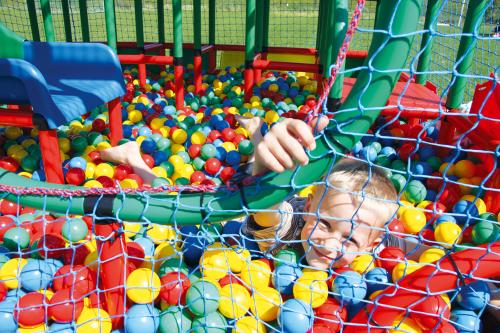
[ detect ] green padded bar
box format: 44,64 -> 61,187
0,22 -> 25,59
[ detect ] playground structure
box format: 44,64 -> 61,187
0,0 -> 498,332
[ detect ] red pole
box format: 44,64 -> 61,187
244,65 -> 254,102
95,222 -> 127,329
174,65 -> 185,110
107,98 -> 123,146
194,53 -> 203,94
138,63 -> 147,87
436,118 -> 456,158
39,129 -> 64,184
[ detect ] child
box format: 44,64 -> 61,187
101,115 -> 399,270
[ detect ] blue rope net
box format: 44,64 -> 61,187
0,1 -> 499,333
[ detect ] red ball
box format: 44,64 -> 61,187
96,175 -> 115,188
308,325 -> 333,333
306,98 -> 317,109
126,242 -> 146,268
126,173 -> 144,187
225,114 -> 236,128
0,199 -> 19,215
14,292 -> 47,327
221,128 -> 236,142
408,124 -> 427,140
0,156 -> 19,172
190,171 -> 206,184
52,265 -> 97,294
62,242 -> 91,265
21,206 -> 36,215
66,168 -> 86,186
204,158 -> 221,175
314,298 -> 348,333
232,134 -> 246,145
462,225 -> 474,243
88,150 -> 102,163
169,126 -> 179,137
0,282 -> 7,302
0,215 -> 15,241
220,167 -> 236,183
34,233 -> 66,259
376,246 -> 406,274
426,172 -> 443,192
420,228 -> 435,244
88,291 -> 106,309
141,154 -> 155,168
410,295 -> 450,331
115,164 -> 133,181
208,130 -> 222,141
92,118 -> 107,133
424,202 -> 447,222
200,179 -> 215,186
48,288 -> 85,323
219,274 -> 243,288
388,218 -> 405,235
436,184 -> 461,208
160,272 -> 191,306
398,142 -> 417,160
188,144 -> 202,159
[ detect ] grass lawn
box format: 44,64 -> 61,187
1,0 -> 497,101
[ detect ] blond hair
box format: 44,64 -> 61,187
313,158 -> 398,227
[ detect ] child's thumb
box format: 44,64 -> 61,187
308,115 -> 329,132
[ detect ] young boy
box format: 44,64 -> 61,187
101,115 -> 399,270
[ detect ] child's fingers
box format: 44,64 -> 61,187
268,141 -> 295,170
277,133 -> 309,166
285,120 -> 316,150
308,115 -> 329,132
255,144 -> 285,173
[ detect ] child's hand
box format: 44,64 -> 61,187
237,115 -> 329,175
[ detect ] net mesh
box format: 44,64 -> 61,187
0,0 -> 499,332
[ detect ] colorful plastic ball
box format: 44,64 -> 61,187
125,304 -> 160,333
349,254 -> 376,274
365,267 -> 390,294
76,307 -> 112,333
20,155 -> 38,173
332,271 -> 367,306
61,218 -> 89,242
5,126 -> 23,140
3,227 -> 30,250
191,311 -> 227,333
0,156 -> 19,172
94,162 -> 114,179
240,260 -> 272,290
405,180 -> 427,204
19,259 -> 53,291
410,295 -> 450,331
141,139 -> 157,154
249,286 -> 281,322
204,158 -> 222,175
433,222 -> 462,249
389,317 -> 422,333
391,260 -> 421,281
238,140 -> 254,156
314,297 -> 348,333
450,308 -> 482,333
126,268 -> 161,304
471,220 -> 498,244
418,248 -> 445,264
160,272 -> 191,306
293,275 -> 329,308
186,280 -> 220,316
360,145 -> 377,162
134,237 -> 156,257
172,129 -> 188,144
225,150 -> 241,166
452,200 -> 479,224
454,160 -> 476,179
218,283 -> 251,319
14,292 -> 47,327
278,298 -> 313,333
68,156 -> 87,170
401,208 -> 427,234
0,299 -> 16,333
52,264 -> 96,294
158,305 -> 192,333
48,287 -> 84,323
273,248 -> 300,267
273,264 -> 302,295
456,281 -> 490,311
232,316 -> 266,333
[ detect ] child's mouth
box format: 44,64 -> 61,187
312,246 -> 337,260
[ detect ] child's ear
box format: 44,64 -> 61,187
304,193 -> 314,212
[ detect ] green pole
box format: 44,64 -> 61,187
158,0 -> 165,43
104,0 -> 117,52
329,0 -> 348,102
446,0 -> 489,109
27,0 -> 40,41
193,0 -> 202,50
263,0 -> 270,51
79,0 -> 90,42
321,0 -> 335,77
209,0 -> 215,45
416,0 -> 442,85
245,0 -> 256,63
316,0 -> 326,51
172,0 -> 183,58
255,0 -> 264,53
61,0 -> 72,42
135,0 -> 144,48
39,0 -> 55,42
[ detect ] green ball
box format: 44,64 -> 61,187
152,177 -> 170,188
71,136 -> 88,152
175,177 -> 190,185
61,218 -> 89,242
200,96 -> 209,106
238,140 -> 254,156
87,132 -> 104,145
159,257 -> 189,277
391,173 -> 407,193
118,139 -> 130,146
375,155 -> 392,168
391,160 -> 406,173
426,156 -> 442,172
274,248 -> 299,267
21,155 -> 38,173
201,144 -> 217,160
405,180 -> 427,204
370,142 -> 382,153
472,220 -> 499,245
294,95 -> 305,106
189,269 -> 202,285
193,157 -> 206,171
157,138 -> 172,152
232,98 -> 243,108
191,311 -> 226,333
159,306 -> 192,333
160,161 -> 174,177
3,227 -> 30,250
186,280 -> 220,317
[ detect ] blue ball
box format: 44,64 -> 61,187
272,265 -> 302,295
452,200 -> 479,225
122,124 -> 133,138
180,225 -> 199,239
278,299 -> 313,333
177,151 -> 191,164
68,157 -> 87,170
425,189 -> 437,201
215,120 -> 230,132
380,146 -> 397,160
365,267 -> 391,295
225,150 -> 241,166
457,281 -> 490,311
164,106 -> 176,116
141,139 -> 157,154
352,141 -> 363,155
0,299 -> 17,333
450,308 -> 482,333
125,304 -> 160,333
419,146 -> 435,160
45,258 -> 64,275
20,259 -> 53,291
426,125 -> 439,140
138,126 -> 152,138
434,214 -> 457,229
182,235 -> 208,267
134,237 -> 155,257
332,270 -> 367,306
411,161 -> 432,177
222,221 -> 242,245
215,147 -> 227,161
360,146 -> 377,162
165,119 -> 176,127
152,151 -> 168,165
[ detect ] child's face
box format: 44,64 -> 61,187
300,191 -> 381,270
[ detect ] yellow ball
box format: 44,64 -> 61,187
154,242 -> 176,262
434,222 -> 462,248
233,316 -> 267,333
58,138 -> 71,153
240,260 -> 271,290
11,149 -> 28,163
268,83 -> 279,92
212,108 -> 223,115
234,127 -> 249,138
200,248 -> 232,280
461,195 -> 487,215
146,224 -> 176,244
94,163 -> 114,178
172,129 -> 188,144
416,200 -> 432,209
397,200 -> 414,219
152,166 -> 168,179
222,142 -> 236,152
120,179 -> 138,189
0,258 -> 27,289
123,222 -> 142,238
18,172 -> 32,178
171,143 -> 186,154
454,160 -> 476,178
401,208 -> 427,234
7,144 -> 24,156
228,246 -> 250,274
128,110 -> 143,123
76,307 -> 112,333
418,248 -> 445,264
250,96 -> 260,103
169,155 -> 185,170
349,254 -> 376,274
191,131 -> 207,145
180,164 -> 195,179
390,317 -> 422,333
21,138 -> 36,148
293,276 -> 328,308
18,323 -> 48,333
85,162 -> 96,178
439,162 -> 455,176
126,268 -> 161,303
250,287 -> 281,322
96,141 -> 112,151
219,283 -> 251,319
5,126 -> 23,140
298,185 -> 316,198
84,180 -> 103,188
150,117 -> 165,130
264,110 -> 280,124
392,260 -> 421,281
